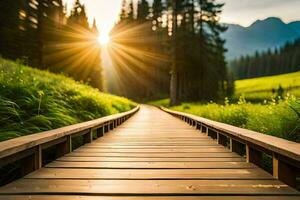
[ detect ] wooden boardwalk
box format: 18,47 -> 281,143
0,105 -> 299,199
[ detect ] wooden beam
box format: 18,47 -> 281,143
273,153 -> 297,187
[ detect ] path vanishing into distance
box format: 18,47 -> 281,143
0,105 -> 299,199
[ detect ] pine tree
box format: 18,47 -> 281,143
137,0 -> 149,21
0,0 -> 24,60
119,0 -> 127,21
127,0 -> 135,21
152,0 -> 164,28
232,38 -> 300,79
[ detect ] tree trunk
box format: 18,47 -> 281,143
170,0 -> 179,106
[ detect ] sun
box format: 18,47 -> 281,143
98,34 -> 110,45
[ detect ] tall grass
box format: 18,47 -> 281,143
0,58 -> 136,141
150,96 -> 300,142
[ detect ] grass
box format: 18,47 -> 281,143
0,58 -> 136,142
150,97 -> 300,142
235,71 -> 300,102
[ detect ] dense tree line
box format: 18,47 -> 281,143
231,39 -> 300,79
0,0 -> 103,90
110,0 -> 232,103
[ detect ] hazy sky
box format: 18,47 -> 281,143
64,0 -> 300,34
219,0 -> 300,26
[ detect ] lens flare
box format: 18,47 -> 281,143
98,34 -> 110,45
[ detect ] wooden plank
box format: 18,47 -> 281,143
65,152 -> 240,158
0,179 -> 297,195
45,161 -> 257,169
57,156 -> 246,162
84,145 -> 221,149
90,142 -> 219,146
1,196 -> 300,200
73,147 -> 229,153
99,138 -> 212,141
25,168 -> 273,180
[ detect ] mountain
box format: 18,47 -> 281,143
288,21 -> 300,34
223,17 -> 300,60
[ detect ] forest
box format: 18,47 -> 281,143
0,0 -> 232,104
110,0 -> 233,103
0,0 -> 103,90
231,38 -> 300,79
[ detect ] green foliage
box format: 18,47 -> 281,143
235,71 -> 300,102
0,58 -> 136,141
151,96 -> 300,142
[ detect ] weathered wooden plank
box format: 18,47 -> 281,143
73,147 -> 229,153
1,196 -> 300,200
65,152 -> 240,158
25,168 -> 273,180
0,179 -> 297,195
57,156 -> 245,162
90,142 -> 219,146
45,161 -> 257,169
84,145 -> 221,149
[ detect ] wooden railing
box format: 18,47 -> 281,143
161,107 -> 300,188
0,106 -> 139,177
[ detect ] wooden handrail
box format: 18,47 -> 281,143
0,106 -> 139,173
161,106 -> 300,188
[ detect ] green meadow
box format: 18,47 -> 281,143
234,71 -> 300,101
150,97 -> 300,142
0,58 -> 136,141
150,71 -> 300,142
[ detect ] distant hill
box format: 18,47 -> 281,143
231,38 -> 300,80
223,17 -> 300,60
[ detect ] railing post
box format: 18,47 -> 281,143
22,146 -> 42,176
37,145 -> 42,169
66,135 -> 72,153
273,153 -> 297,187
205,126 -> 209,136
246,144 -> 262,167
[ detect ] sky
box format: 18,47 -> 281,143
219,0 -> 300,27
64,0 -> 300,35
64,0 -> 124,36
